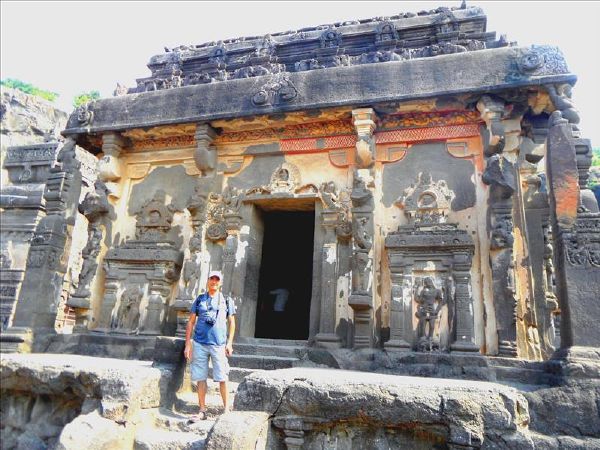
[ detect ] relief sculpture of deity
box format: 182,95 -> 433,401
414,277 -> 446,352
111,286 -> 143,333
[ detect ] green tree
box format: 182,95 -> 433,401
73,90 -> 100,108
592,147 -> 600,167
0,78 -> 58,102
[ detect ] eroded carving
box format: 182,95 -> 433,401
414,277 -> 447,352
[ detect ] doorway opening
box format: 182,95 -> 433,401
255,210 -> 314,340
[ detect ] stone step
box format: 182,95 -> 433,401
138,408 -> 215,434
229,354 -> 299,370
493,366 -> 553,386
237,337 -> 308,346
174,392 -> 229,417
134,427 -> 207,450
233,342 -> 307,358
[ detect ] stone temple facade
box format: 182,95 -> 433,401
1,5 -> 600,449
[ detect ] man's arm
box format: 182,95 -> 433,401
225,315 -> 235,356
184,312 -> 196,360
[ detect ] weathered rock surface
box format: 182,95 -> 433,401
235,368 -> 532,448
0,353 -> 172,450
0,87 -> 67,148
205,411 -> 270,450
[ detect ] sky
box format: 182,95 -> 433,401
2,1 -> 599,144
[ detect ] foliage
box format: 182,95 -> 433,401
73,90 -> 100,108
592,148 -> 600,167
0,78 -> 58,102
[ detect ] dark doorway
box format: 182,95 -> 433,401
255,210 -> 314,340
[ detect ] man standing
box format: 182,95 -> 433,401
184,270 -> 236,421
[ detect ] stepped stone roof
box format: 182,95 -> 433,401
130,5 -> 507,94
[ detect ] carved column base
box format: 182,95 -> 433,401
171,299 -> 193,338
349,294 -> 372,349
498,339 -> 518,357
66,295 -> 91,332
384,339 -> 411,352
314,332 -> 342,349
0,326 -> 33,353
450,340 -> 480,354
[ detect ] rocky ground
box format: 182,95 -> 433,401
2,352 -> 600,449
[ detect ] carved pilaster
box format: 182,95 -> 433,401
194,124 -> 217,176
315,208 -> 342,348
481,98 -> 519,356
384,257 -> 410,351
450,251 -> 478,352
352,108 -> 377,168
348,172 -> 375,348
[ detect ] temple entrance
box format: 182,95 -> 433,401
254,210 -> 314,340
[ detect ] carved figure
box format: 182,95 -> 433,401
254,34 -> 276,57
187,184 -> 208,219
79,180 -> 111,222
351,249 -> 370,294
490,218 -> 514,249
350,175 -> 372,209
320,181 -> 340,210
182,259 -> 201,299
222,186 -> 242,216
352,217 -> 372,251
113,286 -> 143,332
414,277 -> 445,351
546,84 -> 580,126
74,224 -> 103,296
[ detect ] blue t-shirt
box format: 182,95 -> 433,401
190,292 -> 236,346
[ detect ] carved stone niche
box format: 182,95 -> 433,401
97,190 -> 183,335
384,172 -> 478,353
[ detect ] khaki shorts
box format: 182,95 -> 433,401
190,342 -> 229,382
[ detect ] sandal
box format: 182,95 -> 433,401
187,410 -> 207,423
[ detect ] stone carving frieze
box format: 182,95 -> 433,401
563,213 -> 600,268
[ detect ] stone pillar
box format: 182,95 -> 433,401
479,95 -> 518,357
2,139 -> 82,352
384,256 -> 411,351
315,210 -> 342,348
450,251 -> 479,352
546,111 -> 600,365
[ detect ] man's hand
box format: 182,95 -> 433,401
225,343 -> 233,357
184,343 -> 192,361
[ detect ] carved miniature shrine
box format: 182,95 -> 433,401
2,4 -> 599,369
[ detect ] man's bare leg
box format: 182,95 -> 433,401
197,380 -> 208,415
219,381 -> 229,412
